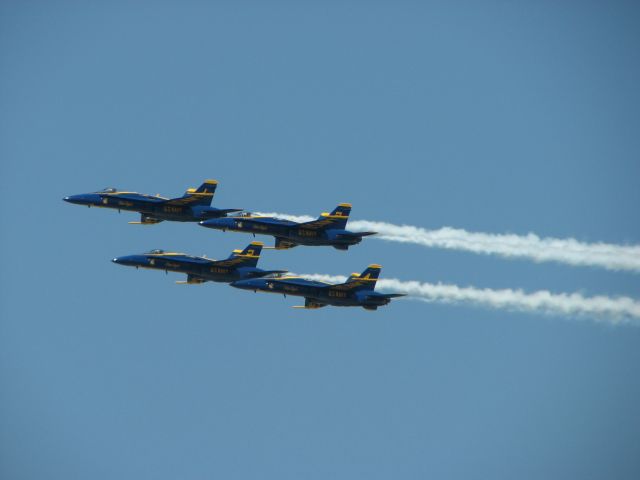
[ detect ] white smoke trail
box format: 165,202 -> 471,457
299,273 -> 640,325
255,212 -> 640,273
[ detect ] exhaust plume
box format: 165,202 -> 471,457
299,273 -> 640,325
256,212 -> 640,273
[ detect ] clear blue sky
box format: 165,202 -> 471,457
2,1 -> 639,478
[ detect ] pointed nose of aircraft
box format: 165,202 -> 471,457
230,278 -> 267,291
112,255 -> 148,267
199,218 -> 236,230
63,193 -> 102,206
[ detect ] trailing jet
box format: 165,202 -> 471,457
199,203 -> 376,250
63,180 -> 241,224
112,242 -> 287,284
230,264 -> 405,310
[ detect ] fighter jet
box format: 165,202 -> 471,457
199,203 -> 376,250
230,264 -> 405,310
112,242 -> 287,284
63,180 -> 241,224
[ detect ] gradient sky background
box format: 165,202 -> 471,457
2,1 -> 640,478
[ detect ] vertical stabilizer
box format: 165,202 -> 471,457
228,241 -> 263,267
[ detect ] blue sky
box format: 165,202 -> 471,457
1,1 -> 639,478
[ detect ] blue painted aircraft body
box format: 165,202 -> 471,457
231,264 -> 405,310
112,242 -> 286,284
199,203 -> 376,250
64,180 -> 241,224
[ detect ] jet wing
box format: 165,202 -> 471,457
151,254 -> 216,265
297,218 -> 336,230
273,277 -> 331,288
331,278 -> 378,290
214,208 -> 244,215
162,196 -> 208,206
237,217 -> 298,227
106,192 -> 166,203
210,257 -> 250,267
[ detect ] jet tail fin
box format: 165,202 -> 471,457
343,264 -> 382,291
166,180 -> 218,206
299,203 -> 352,230
228,241 -> 263,267
318,203 -> 351,228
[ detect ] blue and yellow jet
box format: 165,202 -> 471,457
199,203 -> 376,250
230,264 -> 405,310
64,180 -> 241,224
112,242 -> 287,284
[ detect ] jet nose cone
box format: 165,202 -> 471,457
63,193 -> 100,206
63,194 -> 81,203
231,279 -> 263,291
112,255 -> 146,267
230,279 -> 250,289
200,218 -> 233,230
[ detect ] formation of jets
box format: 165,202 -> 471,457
65,180 -> 405,310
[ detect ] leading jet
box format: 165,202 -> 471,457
63,180 -> 241,224
112,241 -> 287,284
199,203 -> 376,250
230,264 -> 405,310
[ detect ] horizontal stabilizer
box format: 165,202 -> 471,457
366,293 -> 406,299
336,231 -> 377,239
